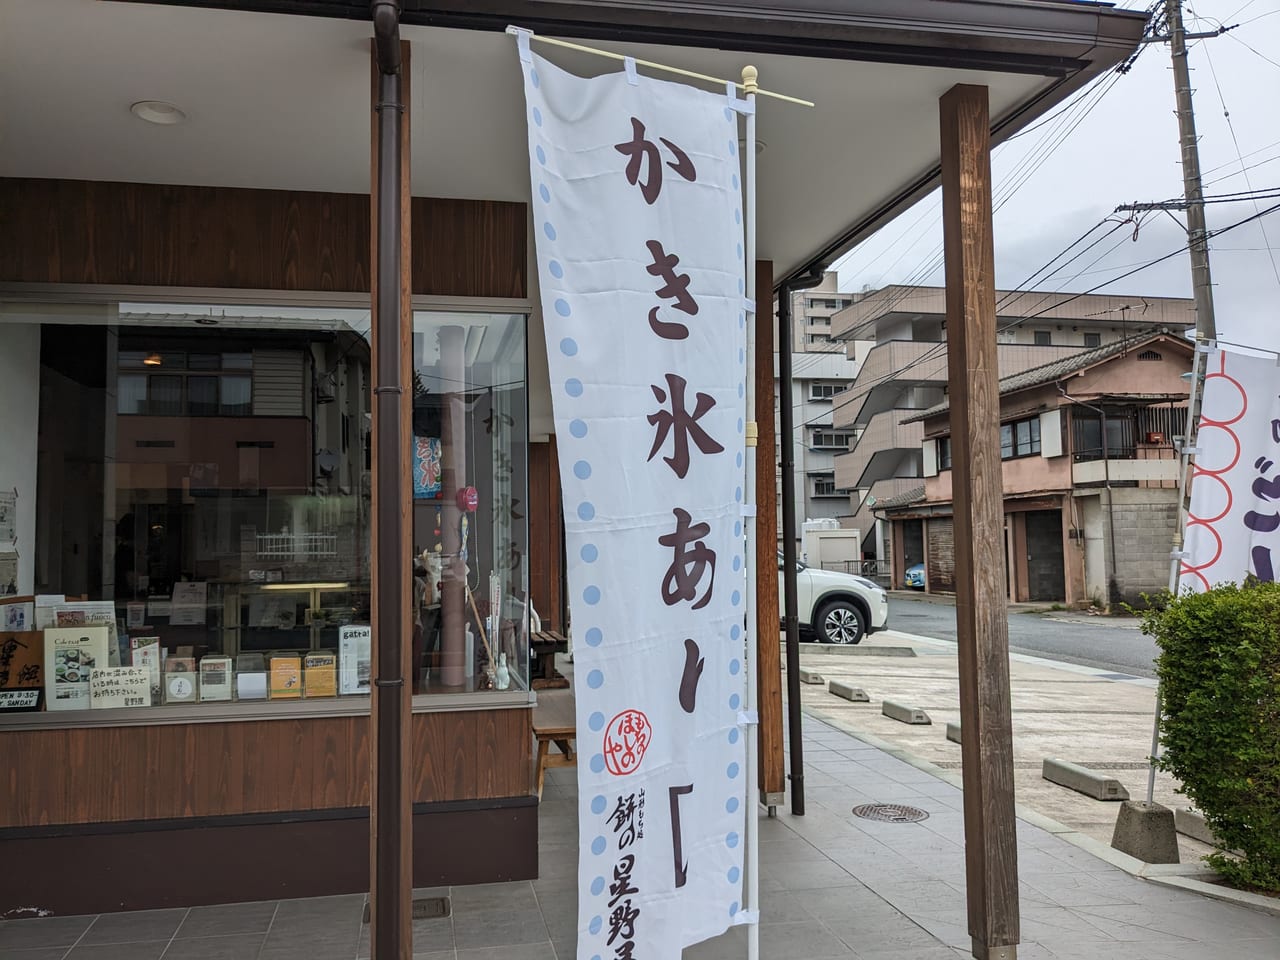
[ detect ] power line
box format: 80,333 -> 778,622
1226,31 -> 1280,69
1199,34 -> 1280,289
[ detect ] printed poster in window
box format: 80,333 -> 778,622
339,624 -> 372,695
2,599 -> 33,632
0,492 -> 15,543
0,631 -> 43,711
44,626 -> 110,711
169,581 -> 208,626
413,436 -> 442,499
0,553 -> 16,597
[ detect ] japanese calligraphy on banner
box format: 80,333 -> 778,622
518,45 -> 749,959
1181,348 -> 1280,590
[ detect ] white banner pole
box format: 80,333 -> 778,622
1149,339 -> 1209,803
741,63 -> 761,960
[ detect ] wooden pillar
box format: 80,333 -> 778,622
754,260 -> 784,806
370,37 -> 413,960
939,83 -> 1020,960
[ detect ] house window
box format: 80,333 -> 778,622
811,430 -> 853,449
938,437 -> 952,470
1084,332 -> 1101,348
813,476 -> 837,496
809,383 -> 842,400
118,349 -> 254,417
1000,416 -> 1041,459
1072,409 -> 1137,461
1034,330 -> 1052,346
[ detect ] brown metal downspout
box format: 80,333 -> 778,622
371,2 -> 407,958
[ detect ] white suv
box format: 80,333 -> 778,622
778,555 -> 889,645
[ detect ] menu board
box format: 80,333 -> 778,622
0,631 -> 43,710
89,667 -> 151,709
304,652 -> 337,698
45,626 -> 110,711
340,625 -> 372,695
269,655 -> 302,699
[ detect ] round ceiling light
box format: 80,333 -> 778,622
130,101 -> 187,125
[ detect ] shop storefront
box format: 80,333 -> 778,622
0,179 -> 542,913
1,0 -> 1147,936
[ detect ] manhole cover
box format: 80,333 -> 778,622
363,897 -> 450,923
852,803 -> 929,823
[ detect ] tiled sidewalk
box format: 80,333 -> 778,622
3,715 -> 1277,960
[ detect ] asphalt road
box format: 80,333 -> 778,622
883,594 -> 1161,678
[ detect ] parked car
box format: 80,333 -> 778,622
904,563 -> 925,590
778,554 -> 889,644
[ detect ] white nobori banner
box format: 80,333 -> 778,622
517,39 -> 750,959
1182,347 -> 1280,591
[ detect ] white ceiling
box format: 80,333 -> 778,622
0,0 -> 1055,283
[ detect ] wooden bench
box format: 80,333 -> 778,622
533,688 -> 576,800
529,627 -> 570,686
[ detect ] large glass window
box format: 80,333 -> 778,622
0,300 -> 528,718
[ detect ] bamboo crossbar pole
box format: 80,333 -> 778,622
505,25 -> 815,107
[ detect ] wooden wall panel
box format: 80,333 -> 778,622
1,707 -> 530,829
528,439 -> 565,632
0,178 -> 526,299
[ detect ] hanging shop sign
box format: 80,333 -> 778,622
1181,347 -> 1280,590
518,36 -> 748,959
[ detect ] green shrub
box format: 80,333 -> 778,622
1140,580 -> 1280,891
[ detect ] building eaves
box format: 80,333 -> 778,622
870,484 -> 925,513
901,330 -> 1188,423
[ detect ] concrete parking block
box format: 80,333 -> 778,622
945,721 -> 961,744
798,668 -> 825,685
1042,758 -> 1130,801
829,681 -> 870,702
882,700 -> 931,725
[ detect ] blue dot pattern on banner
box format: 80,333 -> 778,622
581,543 -> 598,563
560,338 -> 577,357
578,502 -> 595,522
589,711 -> 605,732
533,106 -> 543,127
574,460 -> 592,480
565,377 -> 582,397
587,668 -> 604,688
591,835 -> 606,856
583,585 -> 601,605
555,298 -> 571,317
591,795 -> 607,815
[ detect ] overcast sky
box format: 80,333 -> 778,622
833,0 -> 1280,353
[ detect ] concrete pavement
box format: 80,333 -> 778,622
792,628 -> 1209,862
3,707 -> 1277,960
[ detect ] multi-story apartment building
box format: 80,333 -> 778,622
774,272 -> 863,548
830,285 -> 1196,570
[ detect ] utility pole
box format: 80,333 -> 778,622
1115,0 -> 1221,810
1166,0 -> 1216,342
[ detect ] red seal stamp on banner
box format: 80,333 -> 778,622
603,709 -> 652,776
